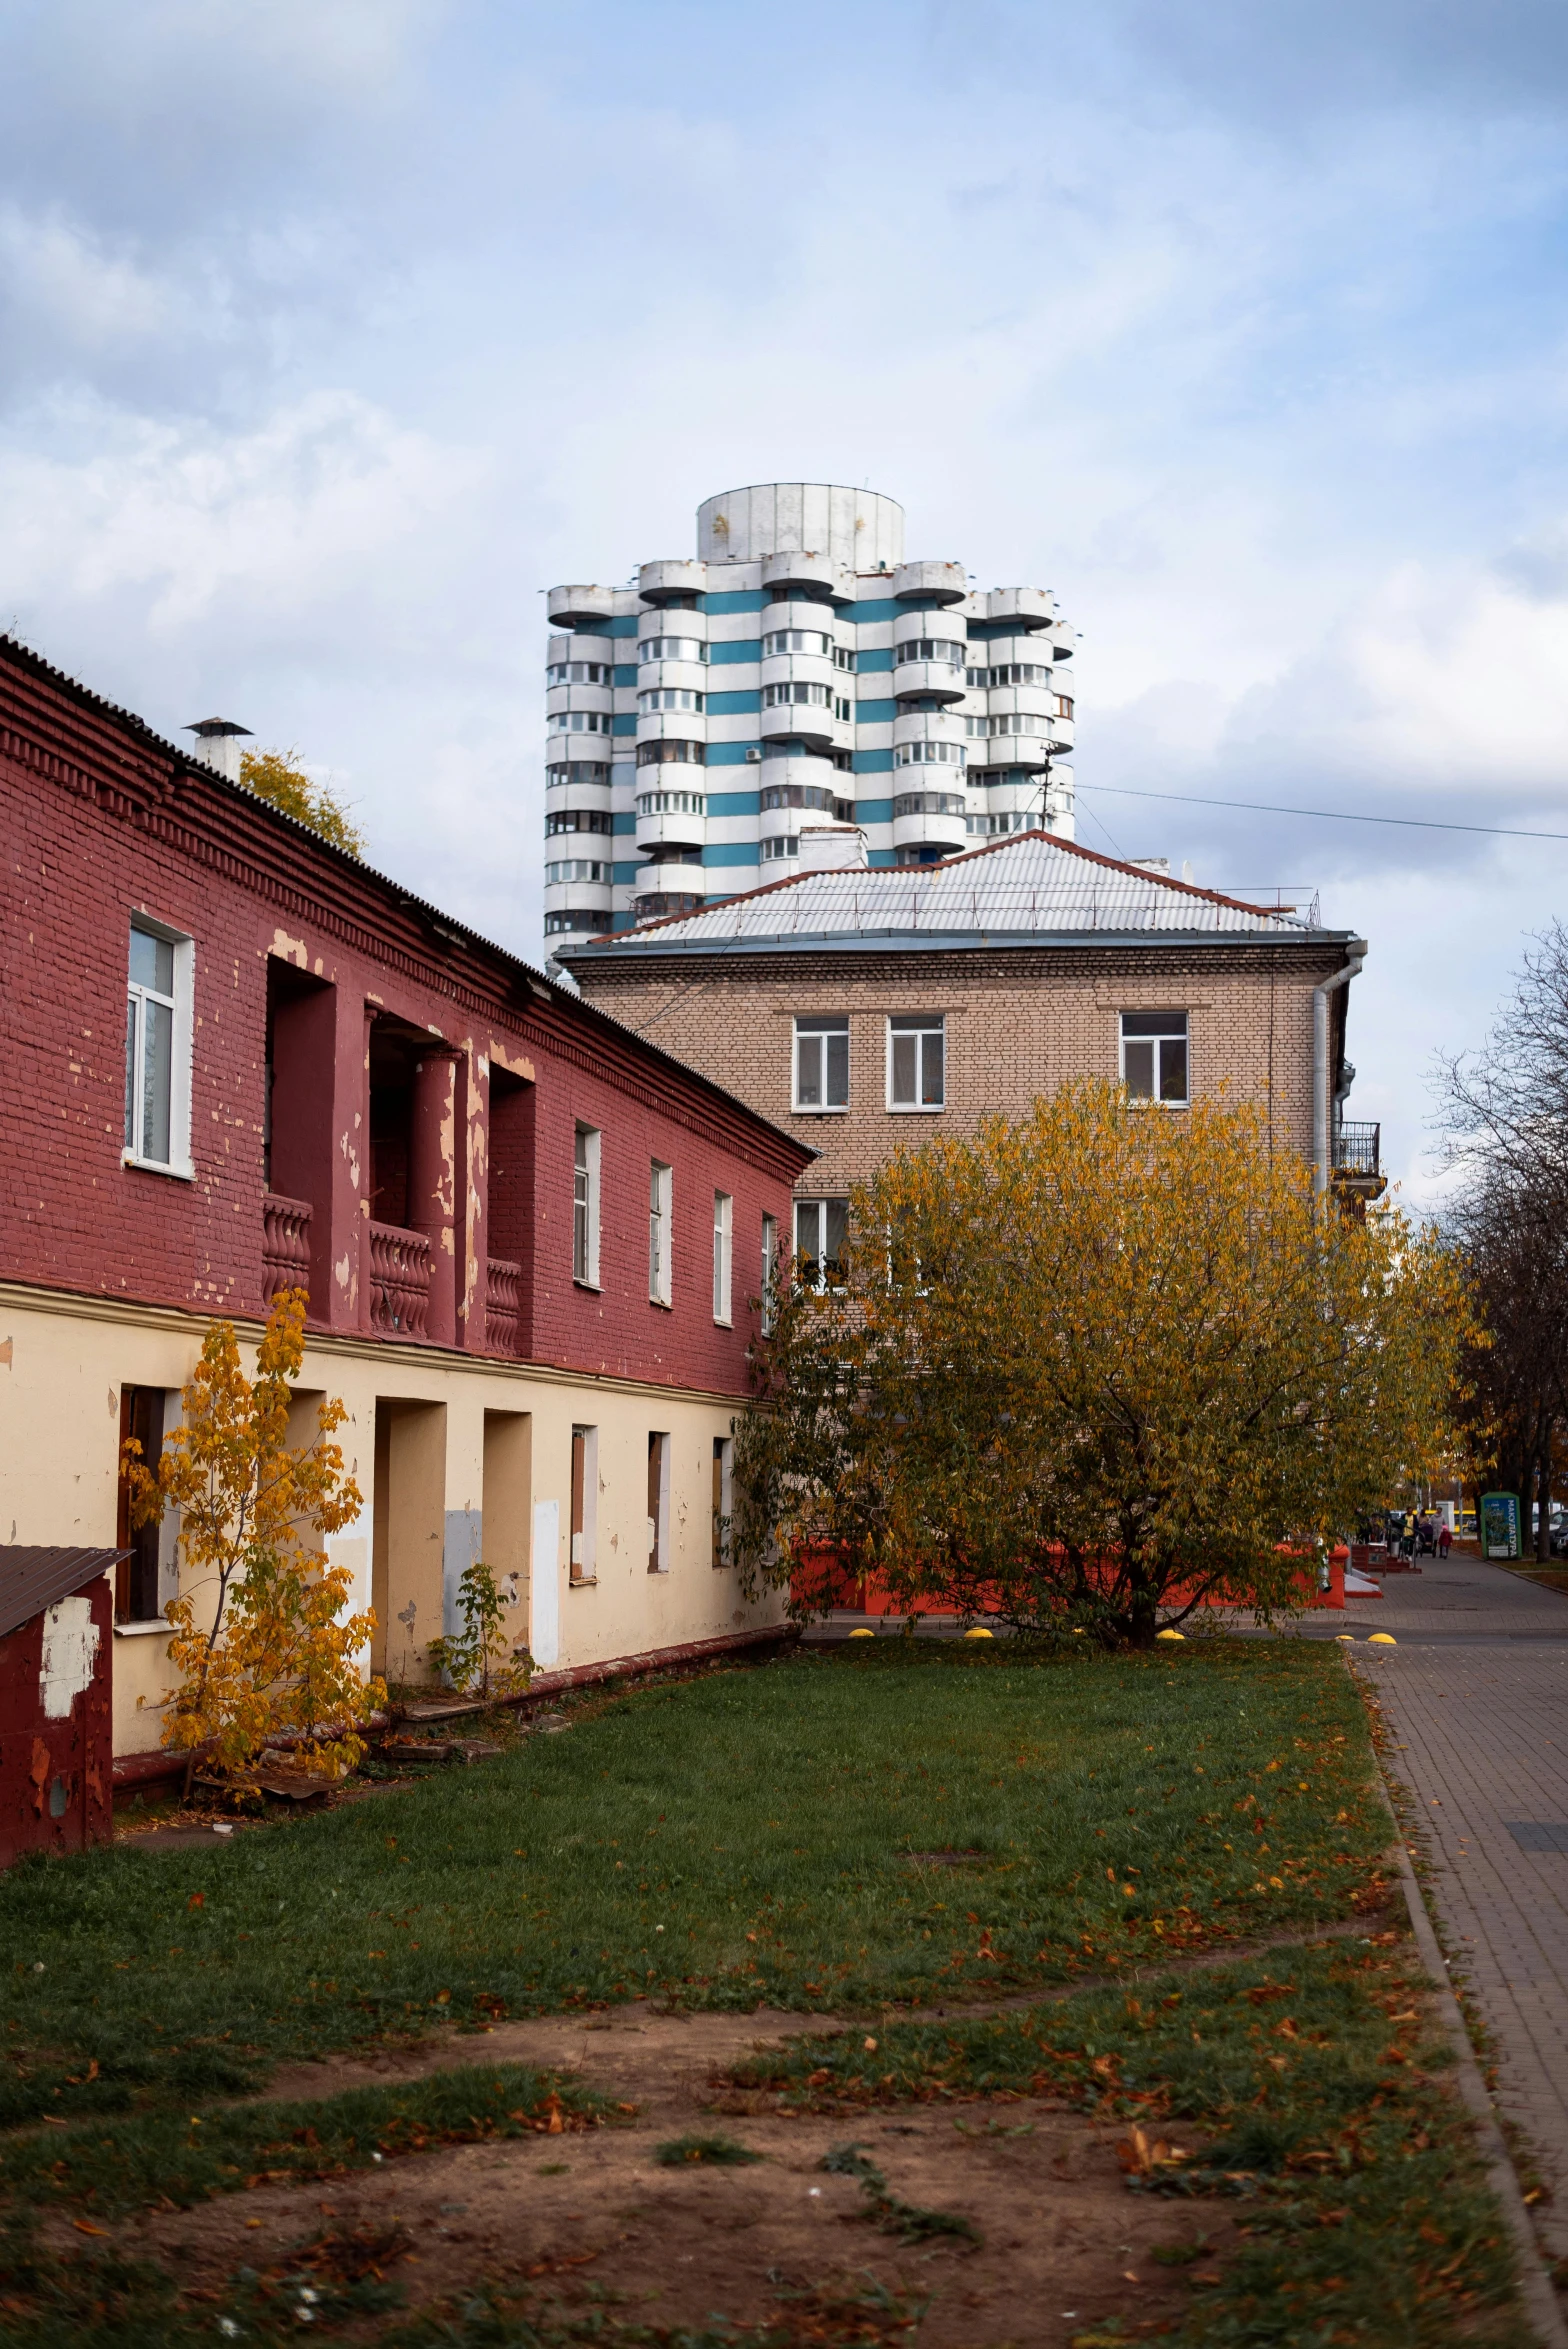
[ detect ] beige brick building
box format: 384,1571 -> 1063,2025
558,831 -> 1378,1263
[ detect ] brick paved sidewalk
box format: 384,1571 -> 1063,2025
1353,1554 -> 1568,2262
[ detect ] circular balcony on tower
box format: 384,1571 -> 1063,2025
547,584 -> 616,630
983,585 -> 1057,632
638,558 -> 707,607
632,854 -> 710,922
636,616 -> 709,674
635,695 -> 708,748
546,708 -> 619,761
545,754 -> 613,805
891,637 -> 968,707
761,548 -> 849,601
892,705 -> 968,759
759,777 -> 840,841
892,560 -> 967,605
546,675 -> 614,723
635,785 -> 707,854
891,791 -> 969,857
759,680 -> 833,749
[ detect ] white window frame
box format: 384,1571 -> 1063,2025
649,1159 -> 673,1306
123,914 -> 194,1178
1120,1012 -> 1190,1108
794,1197 -> 849,1289
794,1015 -> 849,1113
569,1423 -> 598,1582
712,1434 -> 734,1567
712,1190 -> 732,1325
647,1430 -> 671,1574
573,1124 -> 601,1287
887,1013 -> 945,1112
761,1212 -> 779,1335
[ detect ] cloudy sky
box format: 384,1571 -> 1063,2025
5,0 -> 1568,1200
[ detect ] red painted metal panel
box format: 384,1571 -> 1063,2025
0,1573 -> 113,1869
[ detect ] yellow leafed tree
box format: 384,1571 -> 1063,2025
239,747 -> 363,858
121,1290 -> 384,1784
732,1083 -> 1470,1645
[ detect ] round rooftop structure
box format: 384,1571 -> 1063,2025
697,482 -> 905,572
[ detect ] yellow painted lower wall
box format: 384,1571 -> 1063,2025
0,1284 -> 783,1758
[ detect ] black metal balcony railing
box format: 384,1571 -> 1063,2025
1333,1121 -> 1381,1179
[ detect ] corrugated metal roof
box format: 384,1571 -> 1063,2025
567,831 -> 1341,959
0,1549 -> 125,1644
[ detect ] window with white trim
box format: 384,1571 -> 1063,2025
761,1212 -> 780,1334
573,1125 -> 600,1286
762,680 -> 831,709
647,1432 -> 670,1573
548,709 -> 614,734
638,687 -> 704,713
712,1435 -> 734,1566
546,661 -> 612,686
1121,1011 -> 1189,1106
649,1160 -> 672,1305
794,1015 -> 848,1110
888,1013 -> 945,1110
125,917 -> 193,1174
638,636 -> 707,663
570,1424 -> 598,1582
761,628 -> 833,658
794,1198 -> 848,1287
712,1190 -> 732,1324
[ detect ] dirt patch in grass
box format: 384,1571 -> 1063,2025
51,2060 -> 1226,2348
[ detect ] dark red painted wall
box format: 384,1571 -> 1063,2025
0,641 -> 809,1394
0,1576 -> 113,1869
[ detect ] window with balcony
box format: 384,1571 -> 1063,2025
762,680 -> 831,708
547,808 -> 612,837
649,1160 -> 672,1305
638,636 -> 708,663
1121,1011 -> 1189,1106
548,709 -> 614,734
893,792 -> 966,818
547,761 -> 612,790
573,1124 -> 601,1286
636,789 -> 706,816
893,739 -> 966,767
546,661 -> 612,686
712,1190 -> 732,1324
889,1013 -> 945,1110
761,836 -> 796,861
795,1015 -> 848,1111
647,1431 -> 671,1572
984,662 -> 1053,688
545,858 -> 610,887
762,784 -> 835,812
636,739 -> 706,767
989,711 -> 1053,737
761,628 -> 833,658
896,638 -> 965,667
570,1425 -> 598,1582
638,687 -> 705,713
124,917 -> 193,1174
545,909 -> 614,935
794,1197 -> 849,1286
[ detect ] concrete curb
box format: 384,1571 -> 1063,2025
1373,1767 -> 1568,2346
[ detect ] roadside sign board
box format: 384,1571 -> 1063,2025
1480,1491 -> 1521,1561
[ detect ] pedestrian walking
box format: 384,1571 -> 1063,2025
1438,1520 -> 1453,1559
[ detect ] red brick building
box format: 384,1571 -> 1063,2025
0,637 -> 810,1760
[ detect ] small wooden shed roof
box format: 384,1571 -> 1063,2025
0,1549 -> 127,1644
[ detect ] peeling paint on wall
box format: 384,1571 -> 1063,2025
39,1596 -> 100,1719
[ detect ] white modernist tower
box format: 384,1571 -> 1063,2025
542,483 -> 1076,946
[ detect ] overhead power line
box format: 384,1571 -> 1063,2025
1075,782 -> 1568,845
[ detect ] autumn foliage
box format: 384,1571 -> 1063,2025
121,1290 -> 384,1781
732,1083 -> 1467,1644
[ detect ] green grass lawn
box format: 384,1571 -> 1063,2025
0,1642 -> 1386,2131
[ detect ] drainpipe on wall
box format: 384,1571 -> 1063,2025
1312,943 -> 1367,1201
